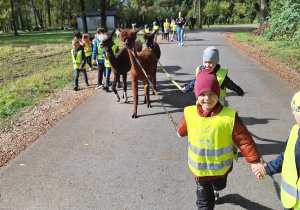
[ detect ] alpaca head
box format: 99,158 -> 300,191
120,27 -> 142,51
143,30 -> 156,48
99,29 -> 116,51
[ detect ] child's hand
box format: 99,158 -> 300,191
182,87 -> 185,92
251,162 -> 267,179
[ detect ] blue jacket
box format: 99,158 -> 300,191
92,38 -> 104,63
265,128 -> 300,176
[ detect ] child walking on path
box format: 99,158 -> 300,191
171,19 -> 177,42
93,28 -> 106,89
182,46 -> 245,105
178,69 -> 265,210
163,18 -> 170,42
81,33 -> 93,71
255,91 -> 300,210
101,39 -> 119,92
71,37 -> 89,91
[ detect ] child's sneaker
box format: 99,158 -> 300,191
214,190 -> 219,203
95,84 -> 103,89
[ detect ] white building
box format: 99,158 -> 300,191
77,11 -> 117,30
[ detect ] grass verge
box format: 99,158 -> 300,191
233,29 -> 300,70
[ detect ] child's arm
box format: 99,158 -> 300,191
80,47 -> 86,69
222,75 -> 245,96
177,116 -> 188,137
183,78 -> 196,92
92,40 -> 98,61
264,151 -> 285,176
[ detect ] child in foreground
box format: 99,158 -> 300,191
178,69 -> 265,210
254,91 -> 300,210
71,37 -> 89,91
182,46 -> 244,105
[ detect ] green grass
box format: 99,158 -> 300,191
0,32 -> 74,129
233,29 -> 300,70
0,30 -> 146,129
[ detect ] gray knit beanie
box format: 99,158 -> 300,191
203,46 -> 219,63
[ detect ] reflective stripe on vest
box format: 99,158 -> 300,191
184,105 -> 237,177
104,44 -> 118,68
83,41 -> 92,56
281,124 -> 300,209
96,40 -> 105,60
196,67 -> 228,105
71,49 -> 86,69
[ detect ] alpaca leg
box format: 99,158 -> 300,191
151,66 -> 157,95
112,75 -> 120,102
132,79 -> 138,118
122,74 -> 129,103
143,81 -> 151,108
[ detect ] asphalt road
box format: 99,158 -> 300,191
0,26 -> 295,210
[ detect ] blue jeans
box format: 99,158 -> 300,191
104,67 -> 111,87
74,68 -> 88,88
177,27 -> 184,43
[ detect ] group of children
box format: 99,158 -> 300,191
71,27 -> 300,209
145,19 -> 178,42
178,46 -> 300,210
71,28 -> 120,92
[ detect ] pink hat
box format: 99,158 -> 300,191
194,69 -> 220,99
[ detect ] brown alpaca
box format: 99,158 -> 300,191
120,29 -> 157,118
99,31 -> 131,102
143,31 -> 161,60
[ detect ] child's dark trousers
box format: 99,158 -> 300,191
195,175 -> 227,210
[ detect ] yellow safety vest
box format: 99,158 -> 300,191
164,22 -> 170,31
281,124 -> 300,209
96,40 -> 105,61
196,67 -> 228,105
104,44 -> 118,68
184,105 -> 238,177
71,49 -> 86,70
153,25 -> 159,32
83,40 -> 92,56
145,28 -> 150,33
171,24 -> 177,32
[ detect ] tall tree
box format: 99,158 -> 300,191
198,0 -> 202,28
259,0 -> 268,26
10,0 -> 18,35
80,0 -> 88,33
46,0 -> 51,27
100,0 -> 107,32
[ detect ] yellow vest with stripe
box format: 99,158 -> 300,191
184,105 -> 238,177
96,40 -> 105,61
196,67 -> 228,105
153,25 -> 159,32
71,49 -> 86,70
281,124 -> 300,209
171,23 -> 177,32
83,40 -> 92,56
164,22 -> 170,31
145,28 -> 150,33
104,44 -> 118,68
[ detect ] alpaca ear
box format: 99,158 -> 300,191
134,27 -> 142,34
110,29 -> 116,41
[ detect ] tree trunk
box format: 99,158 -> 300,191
198,0 -> 202,28
193,0 -> 196,18
10,0 -> 18,35
31,0 -> 38,27
100,0 -> 107,32
259,0 -> 268,26
46,0 -> 51,27
80,0 -> 88,33
19,13 -> 25,31
60,2 -> 64,28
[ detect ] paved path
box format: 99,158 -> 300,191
0,26 -> 295,210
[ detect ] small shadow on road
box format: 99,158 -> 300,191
217,194 -> 273,210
